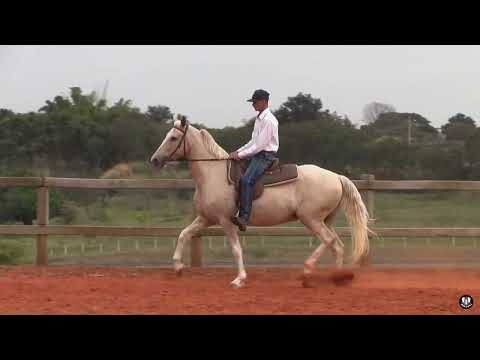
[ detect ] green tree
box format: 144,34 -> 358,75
466,128 -> 480,164
274,92 -> 323,123
146,105 -> 173,123
362,102 -> 396,124
0,109 -> 14,119
361,112 -> 438,143
441,113 -> 477,141
364,136 -> 410,179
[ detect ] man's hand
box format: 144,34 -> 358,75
229,151 -> 241,161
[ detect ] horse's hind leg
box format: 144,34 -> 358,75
326,227 -> 344,269
325,211 -> 345,269
302,220 -> 337,275
301,210 -> 344,273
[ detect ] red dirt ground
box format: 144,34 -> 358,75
0,266 -> 479,314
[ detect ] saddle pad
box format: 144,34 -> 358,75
227,160 -> 299,187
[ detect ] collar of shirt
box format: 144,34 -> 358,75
256,108 -> 271,121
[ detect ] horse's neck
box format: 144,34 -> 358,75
187,134 -> 228,190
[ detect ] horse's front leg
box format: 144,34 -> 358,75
173,216 -> 210,275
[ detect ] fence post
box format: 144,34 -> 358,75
361,174 -> 375,227
36,182 -> 49,266
190,204 -> 202,267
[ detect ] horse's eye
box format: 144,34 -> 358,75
170,137 -> 177,141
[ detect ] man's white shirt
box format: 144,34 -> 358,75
237,108 -> 279,159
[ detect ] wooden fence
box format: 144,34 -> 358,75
1,175 -> 480,266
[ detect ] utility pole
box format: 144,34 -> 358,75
407,117 -> 412,146
407,117 -> 412,179
101,80 -> 109,103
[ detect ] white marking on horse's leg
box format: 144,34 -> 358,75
328,227 -> 345,269
325,213 -> 345,269
172,216 -> 209,273
221,221 -> 247,288
304,243 -> 328,274
304,221 -> 336,273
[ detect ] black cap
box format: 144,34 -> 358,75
247,89 -> 270,102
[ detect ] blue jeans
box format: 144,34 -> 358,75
239,151 -> 276,221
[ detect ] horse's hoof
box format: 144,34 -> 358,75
174,262 -> 185,277
359,256 -> 371,267
330,270 -> 355,285
303,263 -> 315,276
230,279 -> 246,289
301,274 -> 315,288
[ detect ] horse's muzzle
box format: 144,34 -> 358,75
151,157 -> 165,168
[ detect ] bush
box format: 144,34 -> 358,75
0,241 -> 24,264
135,211 -> 147,224
0,187 -> 64,225
58,201 -> 88,225
88,205 -> 111,223
0,169 -> 64,225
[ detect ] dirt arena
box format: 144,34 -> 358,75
0,266 -> 479,314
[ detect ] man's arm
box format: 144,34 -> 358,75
236,139 -> 253,153
229,138 -> 254,160
237,121 -> 274,159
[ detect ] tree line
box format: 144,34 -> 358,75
1,87 -> 479,181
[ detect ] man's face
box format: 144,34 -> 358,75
252,99 -> 268,112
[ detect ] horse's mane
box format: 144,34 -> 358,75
199,129 -> 229,159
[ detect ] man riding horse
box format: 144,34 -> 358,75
150,90 -> 371,288
229,89 -> 279,232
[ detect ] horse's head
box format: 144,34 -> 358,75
150,114 -> 188,168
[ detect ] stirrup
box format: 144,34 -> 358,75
231,216 -> 247,232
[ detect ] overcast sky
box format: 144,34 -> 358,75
1,45 -> 479,128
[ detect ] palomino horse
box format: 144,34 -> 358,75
151,117 -> 372,288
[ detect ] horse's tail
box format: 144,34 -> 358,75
338,175 -> 373,266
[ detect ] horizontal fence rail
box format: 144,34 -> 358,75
1,225 -> 480,238
0,175 -> 479,266
2,177 -> 480,191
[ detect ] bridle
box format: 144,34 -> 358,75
165,118 -> 230,163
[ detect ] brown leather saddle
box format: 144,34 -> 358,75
227,157 -> 299,203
